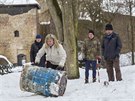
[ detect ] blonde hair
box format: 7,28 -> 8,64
45,34 -> 59,48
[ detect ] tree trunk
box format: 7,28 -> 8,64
46,0 -> 63,42
72,0 -> 80,78
46,0 -> 80,79
62,0 -> 79,79
129,2 -> 135,65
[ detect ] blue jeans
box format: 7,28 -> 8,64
85,60 -> 96,80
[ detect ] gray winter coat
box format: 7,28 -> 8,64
101,32 -> 122,60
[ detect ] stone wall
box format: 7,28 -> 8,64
78,14 -> 135,53
37,0 -> 50,23
112,14 -> 135,53
0,8 -> 38,64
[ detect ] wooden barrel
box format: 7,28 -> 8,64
20,65 -> 67,97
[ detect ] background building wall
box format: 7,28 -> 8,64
0,7 -> 38,64
78,14 -> 135,53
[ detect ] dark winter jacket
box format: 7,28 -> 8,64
30,41 -> 46,67
101,32 -> 122,60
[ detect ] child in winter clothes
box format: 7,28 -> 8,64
82,30 -> 101,83
30,34 -> 46,67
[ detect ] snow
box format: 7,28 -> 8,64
79,12 -> 92,21
1,53 -> 135,101
120,52 -> 135,67
49,82 -> 59,96
0,55 -> 13,66
40,21 -> 51,25
101,0 -> 135,16
0,0 -> 40,8
0,0 -> 38,5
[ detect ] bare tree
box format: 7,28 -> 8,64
101,0 -> 124,23
79,0 -> 104,40
45,0 -> 63,42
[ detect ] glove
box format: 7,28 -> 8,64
56,66 -> 64,71
35,58 -> 40,64
83,58 -> 87,62
58,62 -> 64,68
34,63 -> 39,66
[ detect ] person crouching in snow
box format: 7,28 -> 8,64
82,30 -> 101,83
35,34 -> 67,70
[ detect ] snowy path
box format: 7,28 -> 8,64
0,65 -> 135,101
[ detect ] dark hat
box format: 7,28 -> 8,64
36,34 -> 42,39
105,24 -> 113,30
88,30 -> 94,35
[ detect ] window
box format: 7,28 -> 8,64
14,30 -> 19,37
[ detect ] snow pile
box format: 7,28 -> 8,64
0,0 -> 38,5
0,55 -> 13,66
11,66 -> 23,72
120,52 -> 135,67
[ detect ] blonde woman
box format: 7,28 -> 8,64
35,34 -> 67,70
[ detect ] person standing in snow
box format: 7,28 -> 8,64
101,24 -> 122,81
35,34 -> 67,70
82,30 -> 101,83
30,34 -> 46,67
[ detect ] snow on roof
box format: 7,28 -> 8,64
0,0 -> 40,8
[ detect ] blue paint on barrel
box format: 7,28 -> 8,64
31,68 -> 59,96
20,65 -> 67,97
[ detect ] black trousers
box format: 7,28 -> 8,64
46,61 -> 64,71
46,61 -> 58,70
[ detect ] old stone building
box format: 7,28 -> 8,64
0,0 -> 40,65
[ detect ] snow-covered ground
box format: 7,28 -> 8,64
0,65 -> 135,101
1,62 -> 135,100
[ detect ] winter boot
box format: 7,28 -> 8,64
92,78 -> 96,83
85,79 -> 89,84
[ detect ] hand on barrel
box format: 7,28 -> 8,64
56,62 -> 65,71
34,59 -> 40,66
56,66 -> 64,71
31,62 -> 39,66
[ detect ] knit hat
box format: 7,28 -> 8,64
88,30 -> 94,35
36,34 -> 42,39
105,24 -> 113,30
